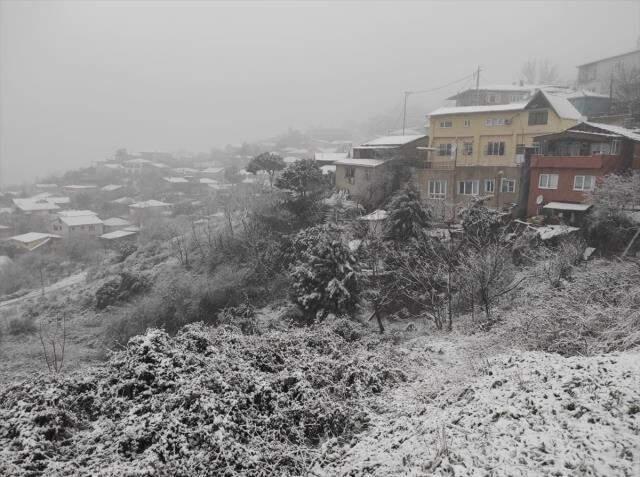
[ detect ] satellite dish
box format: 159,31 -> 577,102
536,194 -> 544,205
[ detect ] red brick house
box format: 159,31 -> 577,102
527,122 -> 640,220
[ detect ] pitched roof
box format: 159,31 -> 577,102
535,90 -> 583,121
129,199 -> 171,209
59,215 -> 104,227
583,122 -> 640,142
13,198 -> 60,212
10,232 -> 61,243
100,230 -> 138,240
101,184 -> 123,192
335,158 -> 386,168
360,135 -> 426,147
63,184 -> 97,190
58,209 -> 97,217
577,48 -> 640,67
429,102 -> 528,116
102,217 -> 131,227
201,167 -> 225,174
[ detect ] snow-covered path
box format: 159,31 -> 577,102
0,271 -> 87,310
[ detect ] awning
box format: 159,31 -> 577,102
543,202 -> 592,212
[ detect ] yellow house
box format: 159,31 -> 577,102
420,90 -> 582,211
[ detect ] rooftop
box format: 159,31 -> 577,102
59,215 -> 104,227
102,217 -> 131,227
129,199 -> 171,209
100,230 -> 138,240
429,102 -> 528,116
163,177 -> 189,183
13,198 -> 60,212
9,232 -> 61,243
58,210 -> 97,217
577,48 -> 640,67
335,158 -> 386,168
63,184 -> 97,189
360,135 -> 426,147
101,184 -> 123,192
543,202 -> 592,212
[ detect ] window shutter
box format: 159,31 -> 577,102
499,142 -> 505,156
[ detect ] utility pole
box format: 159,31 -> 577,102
475,65 -> 481,106
402,91 -> 411,135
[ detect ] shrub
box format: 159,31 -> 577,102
7,314 -> 37,335
384,183 -> 431,241
0,324 -> 406,475
95,271 -> 149,310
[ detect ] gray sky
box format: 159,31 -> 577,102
1,0 -> 639,185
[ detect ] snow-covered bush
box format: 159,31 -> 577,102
95,271 -> 149,310
460,202 -> 504,249
0,323 -> 405,476
289,225 -> 360,318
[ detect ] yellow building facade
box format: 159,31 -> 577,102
420,90 -> 581,211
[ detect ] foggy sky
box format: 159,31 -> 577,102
1,0 -> 638,186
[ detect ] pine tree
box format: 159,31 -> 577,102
384,184 -> 431,241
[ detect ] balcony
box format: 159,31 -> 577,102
531,154 -> 624,170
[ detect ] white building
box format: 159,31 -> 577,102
50,210 -> 104,239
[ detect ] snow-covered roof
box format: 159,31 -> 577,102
359,209 -> 388,221
129,199 -> 171,209
35,183 -> 58,189
9,232 -> 61,243
577,48 -> 640,67
103,217 -> 131,227
124,158 -> 153,165
315,152 -> 348,162
63,184 -> 97,190
535,225 -> 580,241
60,215 -> 104,227
101,184 -> 123,192
447,84 -> 563,100
361,135 -> 426,147
163,177 -> 189,184
335,158 -> 386,168
13,198 -> 60,212
102,163 -> 124,169
111,196 -> 135,205
201,167 -> 225,174
537,90 -> 583,121
100,230 -> 138,240
563,89 -> 610,99
583,122 -> 640,142
47,197 -> 70,205
172,167 -> 198,174
58,210 -> 97,217
199,178 -> 218,184
430,103 -> 527,116
543,202 -> 592,212
320,165 -> 336,175
283,156 -> 301,163
150,162 -> 170,168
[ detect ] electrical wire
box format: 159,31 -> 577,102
405,71 -> 478,95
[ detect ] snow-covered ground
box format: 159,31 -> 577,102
320,335 -> 640,476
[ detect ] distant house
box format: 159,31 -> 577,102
13,198 -> 60,215
335,135 -> 428,204
99,229 -> 138,247
314,152 -> 348,165
527,121 -> 640,220
102,217 -> 132,233
50,210 -> 104,239
577,49 -> 640,94
129,199 -> 172,224
7,232 -> 61,252
200,167 -> 225,181
123,158 -> 154,175
447,84 -> 560,107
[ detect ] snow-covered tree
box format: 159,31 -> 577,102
384,184 -> 431,241
289,225 -> 360,318
246,152 -> 285,188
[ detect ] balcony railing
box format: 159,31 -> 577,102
424,158 -> 456,170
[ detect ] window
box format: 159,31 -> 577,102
515,144 -> 526,155
458,180 -> 479,195
574,175 -> 595,191
484,179 -> 495,193
531,142 -> 541,154
528,110 -> 548,125
464,119 -> 471,127
463,142 -> 473,155
345,167 -> 355,178
438,143 -> 453,156
364,169 -> 371,181
428,180 -> 447,200
538,173 -> 559,189
486,118 -> 506,127
488,94 -> 497,103
440,120 -> 452,128
611,139 -> 621,155
89,225 -> 95,231
487,141 -> 505,156
510,94 -> 521,102
501,178 -> 516,193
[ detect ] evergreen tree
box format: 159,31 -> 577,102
246,152 -> 286,188
384,184 -> 431,241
